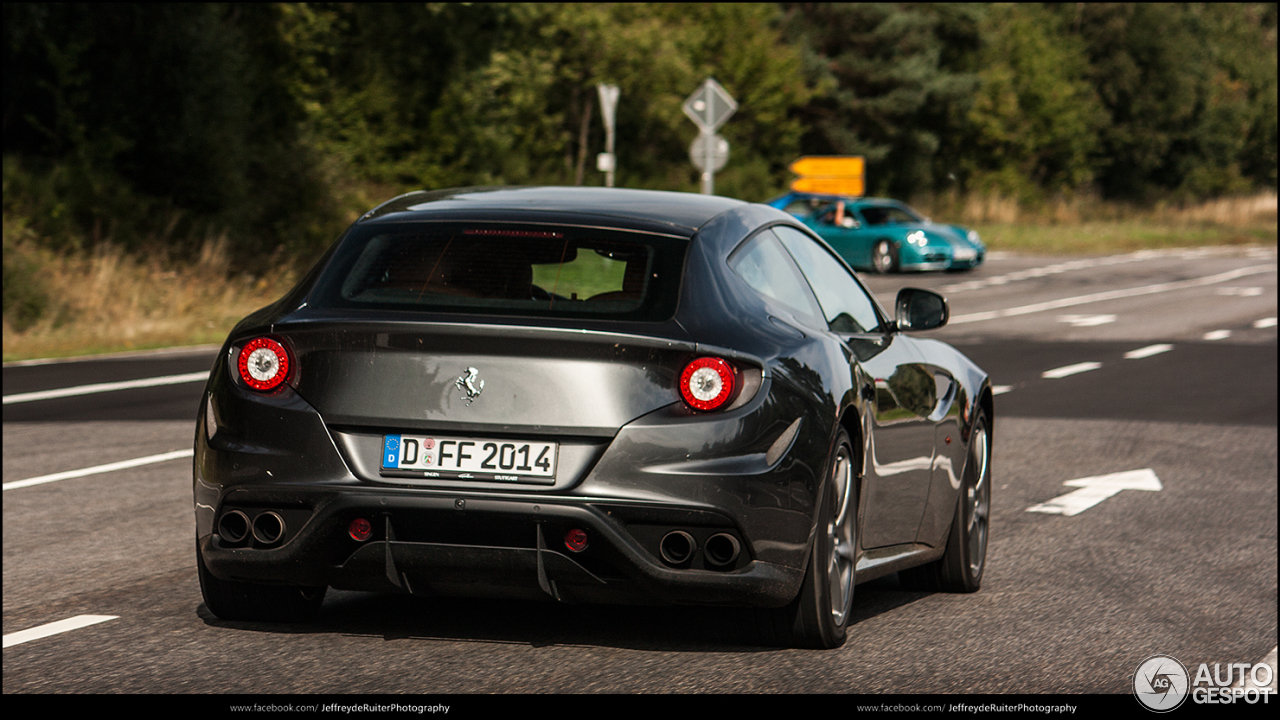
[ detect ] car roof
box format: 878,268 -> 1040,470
358,186 -> 749,237
770,192 -> 905,206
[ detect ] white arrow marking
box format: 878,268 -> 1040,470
1027,468 -> 1163,516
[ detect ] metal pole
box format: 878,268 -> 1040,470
703,81 -> 714,194
605,122 -> 616,188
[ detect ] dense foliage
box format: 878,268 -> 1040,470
3,3 -> 1276,266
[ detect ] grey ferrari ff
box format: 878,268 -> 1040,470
194,186 -> 993,648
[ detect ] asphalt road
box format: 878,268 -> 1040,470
3,246 -> 1276,694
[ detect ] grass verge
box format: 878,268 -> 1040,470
2,216 -> 298,363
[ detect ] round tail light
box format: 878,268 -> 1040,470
679,357 -> 738,412
237,337 -> 291,391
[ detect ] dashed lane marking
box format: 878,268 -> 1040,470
1058,314 -> 1117,327
1041,362 -> 1103,379
3,615 -> 118,649
949,264 -> 1276,325
1124,344 -> 1174,359
1203,330 -> 1232,341
943,248 -> 1277,294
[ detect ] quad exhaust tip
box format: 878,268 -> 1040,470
659,530 -> 696,566
217,509 -> 251,544
704,533 -> 741,568
251,511 -> 287,546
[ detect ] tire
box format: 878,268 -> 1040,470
900,410 -> 991,593
871,240 -> 899,274
763,429 -> 857,648
198,543 -> 326,622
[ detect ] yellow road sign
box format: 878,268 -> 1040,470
789,156 -> 864,178
790,176 -> 865,196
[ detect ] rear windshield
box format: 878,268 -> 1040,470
309,224 -> 687,321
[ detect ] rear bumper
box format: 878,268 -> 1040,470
197,485 -> 805,607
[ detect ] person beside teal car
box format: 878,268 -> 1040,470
766,192 -> 985,273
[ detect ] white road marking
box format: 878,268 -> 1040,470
992,385 -> 1013,395
2,344 -> 220,367
1057,314 -> 1116,327
1125,344 -> 1174,359
1041,362 -> 1102,379
949,264 -> 1277,324
2,371 -> 209,404
1203,329 -> 1232,340
1255,317 -> 1278,328
3,615 -> 118,648
942,248 -> 1276,294
3,449 -> 194,491
1027,468 -> 1162,516
1217,286 -> 1263,296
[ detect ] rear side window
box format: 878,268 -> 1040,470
772,225 -> 884,333
310,225 -> 685,321
727,230 -> 824,321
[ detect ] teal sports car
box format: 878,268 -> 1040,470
766,193 -> 985,273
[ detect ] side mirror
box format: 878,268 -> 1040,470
894,287 -> 949,331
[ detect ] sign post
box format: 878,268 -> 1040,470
683,78 -> 737,194
789,156 -> 866,197
596,84 -> 620,187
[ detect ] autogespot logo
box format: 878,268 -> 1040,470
1134,654 -> 1190,712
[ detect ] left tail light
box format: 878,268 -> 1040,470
679,357 -> 739,412
237,337 -> 292,391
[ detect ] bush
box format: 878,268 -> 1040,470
2,220 -> 51,332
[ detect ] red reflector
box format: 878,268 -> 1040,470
349,518 -> 372,542
237,337 -> 290,391
564,528 -> 589,553
679,357 -> 737,412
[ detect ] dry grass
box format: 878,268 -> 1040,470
912,190 -> 1277,253
2,221 -> 298,362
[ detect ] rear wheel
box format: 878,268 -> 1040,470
763,429 -> 857,648
197,543 -> 326,622
901,410 -> 990,592
871,240 -> 899,273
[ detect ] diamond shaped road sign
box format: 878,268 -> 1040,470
683,78 -> 737,134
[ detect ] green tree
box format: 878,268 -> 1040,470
784,3 -> 983,197
1070,2 -> 1276,199
3,3 -> 337,260
960,3 -> 1105,198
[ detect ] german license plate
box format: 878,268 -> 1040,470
381,434 -> 557,483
